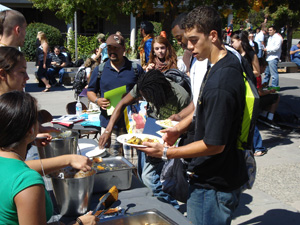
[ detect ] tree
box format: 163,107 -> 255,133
265,1 -> 300,61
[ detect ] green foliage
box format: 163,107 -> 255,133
66,31 -> 99,60
293,29 -> 300,39
23,23 -> 63,61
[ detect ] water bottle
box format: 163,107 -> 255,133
76,98 -> 82,116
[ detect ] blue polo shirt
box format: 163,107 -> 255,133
88,57 -> 144,129
290,45 -> 300,60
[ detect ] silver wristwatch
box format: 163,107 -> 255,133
162,147 -> 168,161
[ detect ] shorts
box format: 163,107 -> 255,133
259,93 -> 279,109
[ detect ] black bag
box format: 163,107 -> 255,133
163,69 -> 192,96
73,67 -> 87,98
160,158 -> 189,203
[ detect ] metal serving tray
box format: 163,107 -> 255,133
99,209 -> 178,225
93,156 -> 135,193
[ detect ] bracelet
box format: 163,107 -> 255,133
94,98 -> 99,105
162,147 -> 168,161
104,130 -> 110,134
76,217 -> 83,225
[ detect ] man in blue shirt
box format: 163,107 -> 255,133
87,34 -> 144,156
290,41 -> 300,67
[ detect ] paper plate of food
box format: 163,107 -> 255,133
85,146 -> 106,158
156,119 -> 179,129
117,133 -> 163,148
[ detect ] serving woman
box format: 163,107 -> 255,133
0,91 -> 97,225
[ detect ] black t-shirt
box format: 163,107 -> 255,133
188,52 -> 248,192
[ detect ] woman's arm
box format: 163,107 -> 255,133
42,42 -> 48,69
15,184 -> 48,225
25,155 -> 92,175
251,54 -> 260,77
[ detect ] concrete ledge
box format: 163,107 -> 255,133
278,62 -> 298,73
34,71 -> 76,85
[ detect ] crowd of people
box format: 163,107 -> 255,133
0,5 -> 291,225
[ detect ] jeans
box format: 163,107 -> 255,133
262,58 -> 279,87
291,57 -> 300,67
137,150 -> 179,209
257,48 -> 263,58
253,126 -> 266,153
47,67 -> 65,84
187,185 -> 242,225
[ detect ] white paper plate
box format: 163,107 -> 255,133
85,147 -> 106,158
155,120 -> 179,129
117,133 -> 163,148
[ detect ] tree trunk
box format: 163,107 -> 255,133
286,25 -> 294,62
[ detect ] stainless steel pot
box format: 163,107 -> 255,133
51,172 -> 95,216
38,131 -> 79,159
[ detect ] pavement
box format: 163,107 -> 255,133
25,62 -> 300,224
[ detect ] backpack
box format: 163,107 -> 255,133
163,69 -> 192,96
73,67 -> 87,98
237,57 -> 260,191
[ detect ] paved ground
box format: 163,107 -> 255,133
25,62 -> 300,224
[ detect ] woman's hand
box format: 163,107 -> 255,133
43,63 -> 46,69
34,133 -> 52,147
145,63 -> 155,72
76,211 -> 99,225
69,155 -> 93,172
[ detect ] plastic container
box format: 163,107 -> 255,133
76,98 -> 82,116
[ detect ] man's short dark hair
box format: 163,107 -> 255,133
268,25 -> 276,31
171,13 -> 187,30
298,41 -> 300,45
140,21 -> 154,35
0,10 -> 26,36
54,45 -> 60,50
183,6 -> 222,41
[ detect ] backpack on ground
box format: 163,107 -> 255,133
73,67 -> 87,98
238,57 -> 260,191
163,69 -> 192,96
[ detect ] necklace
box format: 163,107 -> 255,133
0,149 -> 25,161
10,151 -> 25,161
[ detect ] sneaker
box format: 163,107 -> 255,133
258,116 -> 280,129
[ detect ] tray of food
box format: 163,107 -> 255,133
117,133 -> 163,148
92,156 -> 135,193
99,209 -> 178,225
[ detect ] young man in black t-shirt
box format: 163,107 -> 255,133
138,6 -> 248,225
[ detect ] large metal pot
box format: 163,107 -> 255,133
38,131 -> 79,159
51,171 -> 95,216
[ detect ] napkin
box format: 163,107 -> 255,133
80,121 -> 101,127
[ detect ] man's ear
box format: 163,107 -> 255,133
209,30 -> 219,43
14,25 -> 20,36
